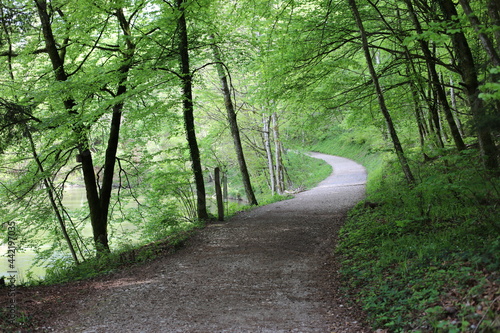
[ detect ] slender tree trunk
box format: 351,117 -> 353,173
272,112 -> 284,195
459,0 -> 500,67
96,8 -> 135,252
27,132 -> 80,264
176,0 -> 208,219
428,81 -> 445,148
263,115 -> 275,195
405,0 -> 465,151
399,33 -> 431,152
405,50 -> 439,150
449,77 -> 464,138
3,8 -> 82,260
438,0 -> 499,171
214,167 -> 224,221
348,0 -> 415,184
488,0 -> 500,48
409,80 -> 427,151
211,40 -> 258,205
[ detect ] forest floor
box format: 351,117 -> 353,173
3,153 -> 373,332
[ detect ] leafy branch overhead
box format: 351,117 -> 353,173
0,1 -> 498,330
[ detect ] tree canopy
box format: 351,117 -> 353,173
0,0 -> 498,274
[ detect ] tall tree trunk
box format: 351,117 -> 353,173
96,8 -> 135,251
438,0 -> 499,171
429,81 -> 445,148
272,112 -> 284,195
459,0 -> 500,67
397,20 -> 433,152
176,0 -> 208,219
3,7 -> 82,261
405,0 -> 465,151
449,77 -> 464,138
263,115 -> 275,195
409,80 -> 427,152
35,0 -> 109,254
459,0 -> 500,116
35,2 -> 136,254
348,0 -> 415,184
488,0 -> 500,48
211,40 -> 258,205
214,167 -> 224,221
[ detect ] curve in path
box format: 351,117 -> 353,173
54,153 -> 370,333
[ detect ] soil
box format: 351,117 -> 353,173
2,153 -> 373,333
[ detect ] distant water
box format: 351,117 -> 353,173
0,187 -> 137,283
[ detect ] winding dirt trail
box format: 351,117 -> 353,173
51,153 -> 371,332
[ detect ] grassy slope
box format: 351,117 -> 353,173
311,137 -> 500,332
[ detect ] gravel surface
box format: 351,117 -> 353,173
47,153 -> 371,332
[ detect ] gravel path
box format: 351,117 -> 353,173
51,153 -> 371,332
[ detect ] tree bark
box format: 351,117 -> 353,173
214,167 -> 224,221
96,8 -> 136,252
263,115 -> 275,195
35,2 -> 136,254
35,0 -> 109,253
487,0 -> 500,49
409,80 -> 427,151
272,112 -> 284,195
405,0 -> 465,151
438,0 -> 499,171
176,0 -> 208,219
459,0 -> 500,116
428,79 -> 445,148
348,0 -> 415,184
459,0 -> 500,67
449,77 -> 464,138
211,40 -> 258,205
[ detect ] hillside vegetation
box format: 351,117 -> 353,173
313,136 -> 500,332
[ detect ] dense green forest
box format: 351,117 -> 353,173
0,0 -> 499,331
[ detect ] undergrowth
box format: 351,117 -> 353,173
311,137 -> 500,332
36,224 -> 200,286
27,149 -> 331,287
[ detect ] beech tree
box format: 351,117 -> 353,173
347,0 -> 415,184
175,0 -> 209,220
437,0 -> 499,171
211,37 -> 258,205
0,0 -> 498,272
403,0 -> 465,152
250,0 -> 498,176
0,0 -> 152,257
35,1 -> 138,254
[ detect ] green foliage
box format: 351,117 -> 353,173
310,127 -> 387,189
284,150 -> 333,191
0,2 -> 497,322
337,147 -> 500,331
39,228 -> 197,286
131,146 -> 203,242
255,193 -> 293,207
